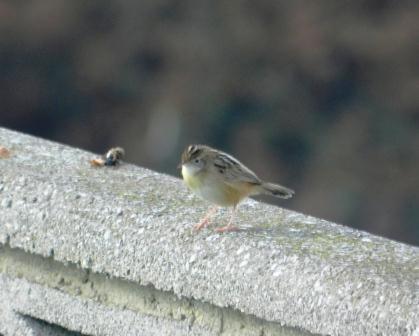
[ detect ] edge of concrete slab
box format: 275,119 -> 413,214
0,127 -> 418,336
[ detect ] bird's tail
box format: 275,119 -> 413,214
257,182 -> 294,199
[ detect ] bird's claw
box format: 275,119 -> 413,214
194,218 -> 211,231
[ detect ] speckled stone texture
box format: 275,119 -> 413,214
0,127 -> 418,336
0,274 -> 212,336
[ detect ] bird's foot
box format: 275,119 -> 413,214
194,218 -> 211,231
193,206 -> 218,231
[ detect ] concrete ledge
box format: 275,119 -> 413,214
0,127 -> 418,336
0,246 -> 301,336
0,276 -> 78,336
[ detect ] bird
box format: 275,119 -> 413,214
180,144 -> 294,232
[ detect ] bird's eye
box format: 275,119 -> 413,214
194,159 -> 200,164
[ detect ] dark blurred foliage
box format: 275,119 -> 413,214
1,0 -> 418,245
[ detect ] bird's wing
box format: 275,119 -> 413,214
212,152 -> 262,185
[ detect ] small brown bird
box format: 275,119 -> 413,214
90,147 -> 125,167
180,145 -> 294,232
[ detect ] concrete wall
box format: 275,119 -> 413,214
0,127 -> 418,336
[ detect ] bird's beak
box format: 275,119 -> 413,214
177,162 -> 182,169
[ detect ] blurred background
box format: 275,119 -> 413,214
1,0 -> 418,245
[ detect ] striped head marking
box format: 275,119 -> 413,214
181,145 -> 204,165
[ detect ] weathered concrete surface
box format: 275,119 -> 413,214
0,281 -> 77,336
0,127 -> 418,336
0,273 -> 213,336
0,245 -> 301,336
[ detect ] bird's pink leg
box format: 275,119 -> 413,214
215,206 -> 239,233
194,206 -> 218,231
